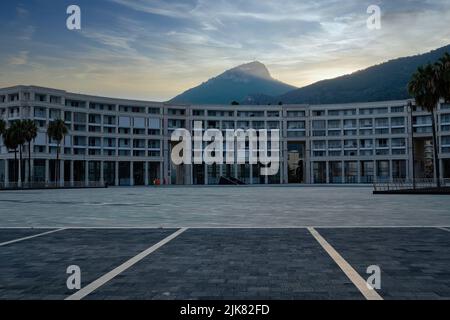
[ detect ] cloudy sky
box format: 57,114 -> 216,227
1,0 -> 450,101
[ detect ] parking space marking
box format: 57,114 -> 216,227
2,226 -> 450,229
65,228 -> 187,300
0,228 -> 67,247
307,227 -> 383,301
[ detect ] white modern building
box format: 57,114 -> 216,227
1,85 -> 450,187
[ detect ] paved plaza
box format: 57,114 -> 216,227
1,186 -> 450,227
0,186 -> 450,300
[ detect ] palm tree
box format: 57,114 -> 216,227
0,119 -> 5,138
8,121 -> 26,186
47,120 -> 68,185
22,120 -> 38,184
408,64 -> 441,187
3,127 -> 19,185
435,52 -> 450,103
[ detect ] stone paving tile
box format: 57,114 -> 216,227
317,228 -> 450,300
0,229 -> 54,244
87,229 -> 364,300
0,228 -> 176,300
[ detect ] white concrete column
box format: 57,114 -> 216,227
24,159 -> 29,184
70,160 -> 74,186
60,160 -> 64,186
325,161 -> 330,184
407,124 -> 414,180
204,164 -> 208,185
219,164 -> 223,178
249,164 -> 253,184
357,161 -> 361,184
85,161 -> 89,186
373,160 -> 377,183
144,161 -> 149,186
186,164 -> 193,185
305,144 -> 311,184
45,159 -> 49,184
115,161 -> 119,186
18,156 -> 22,188
100,161 -> 104,185
4,159 -> 9,187
282,139 -> 288,184
159,161 -> 163,182
341,161 -> 345,184
30,159 -> 34,184
130,161 -> 134,186
389,160 -> 393,183
163,138 -> 169,184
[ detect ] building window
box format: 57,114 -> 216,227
168,109 -> 185,116
148,107 -> 160,114
312,120 -> 325,129
392,160 -> 406,179
312,110 -> 325,117
288,121 -> 305,129
328,120 -> 341,129
268,111 -> 281,117
193,110 -> 204,116
391,106 -> 405,113
376,160 -> 390,180
286,111 -> 304,117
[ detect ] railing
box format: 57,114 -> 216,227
0,181 -> 105,190
373,178 -> 450,192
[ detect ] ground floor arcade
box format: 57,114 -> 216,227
0,159 -> 162,187
1,157 -> 449,187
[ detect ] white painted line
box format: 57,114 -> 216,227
2,225 -> 450,229
0,228 -> 67,247
65,227 -> 188,300
307,227 -> 383,301
437,227 -> 450,233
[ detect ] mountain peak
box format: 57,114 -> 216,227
228,61 -> 272,80
170,61 -> 296,105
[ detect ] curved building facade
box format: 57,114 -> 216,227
1,85 -> 450,187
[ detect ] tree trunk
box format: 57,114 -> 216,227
18,146 -> 22,188
56,142 -> 60,187
431,109 -> 441,188
13,149 -> 17,184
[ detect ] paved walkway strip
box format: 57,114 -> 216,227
307,227 -> 383,301
0,228 -> 67,247
66,228 -> 188,300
